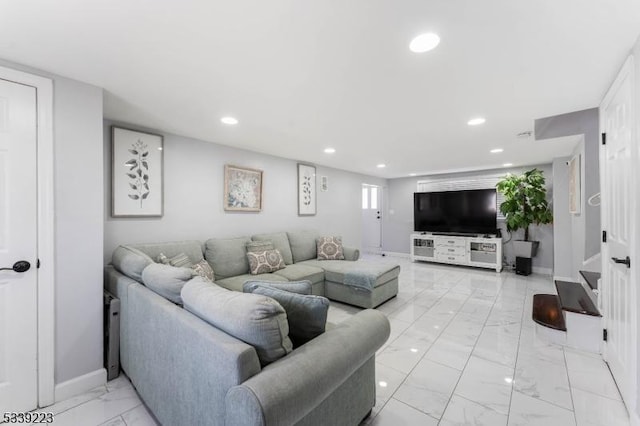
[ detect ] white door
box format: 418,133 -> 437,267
600,56 -> 637,413
362,184 -> 382,253
0,78 -> 39,413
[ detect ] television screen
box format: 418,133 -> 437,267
414,189 -> 497,234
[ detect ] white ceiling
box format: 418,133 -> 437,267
1,0 -> 639,178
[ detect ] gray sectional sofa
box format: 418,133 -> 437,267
104,230 -> 400,426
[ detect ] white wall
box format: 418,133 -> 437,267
383,164 -> 555,272
0,59 -> 104,385
103,120 -> 386,260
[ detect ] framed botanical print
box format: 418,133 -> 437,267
112,126 -> 163,217
298,163 -> 316,216
224,165 -> 263,212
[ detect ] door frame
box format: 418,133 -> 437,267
361,183 -> 384,252
0,65 -> 55,407
599,55 -> 638,424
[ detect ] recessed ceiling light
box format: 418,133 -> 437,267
324,147 -> 336,154
467,117 -> 486,126
409,173 -> 417,176
504,377 -> 514,384
490,148 -> 504,153
409,33 -> 440,53
220,116 -> 238,125
377,164 -> 386,168
503,163 -> 513,167
378,381 -> 388,388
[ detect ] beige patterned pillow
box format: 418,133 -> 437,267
316,236 -> 345,260
191,260 -> 215,282
247,249 -> 286,275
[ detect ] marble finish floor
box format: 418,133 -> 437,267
38,256 -> 628,425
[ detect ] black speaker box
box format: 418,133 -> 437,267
515,256 -> 532,276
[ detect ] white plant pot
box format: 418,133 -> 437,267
513,240 -> 539,258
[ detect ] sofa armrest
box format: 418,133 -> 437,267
225,309 -> 389,426
343,246 -> 360,261
125,281 -> 262,426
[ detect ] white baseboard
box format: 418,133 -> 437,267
532,267 -> 552,276
54,368 -> 107,403
381,251 -> 410,259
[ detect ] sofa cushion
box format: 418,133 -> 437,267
141,263 -> 193,304
205,237 -> 251,279
192,259 -> 215,282
112,245 -> 155,282
248,285 -> 329,346
243,280 -> 313,295
252,232 -> 294,265
181,277 -> 292,365
286,230 -> 320,263
272,264 -> 324,284
298,260 -> 400,288
247,249 -> 286,275
316,236 -> 345,260
246,240 -> 274,253
216,273 -> 288,292
129,240 -> 204,264
158,252 -> 193,268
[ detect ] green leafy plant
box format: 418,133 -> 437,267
496,168 -> 553,241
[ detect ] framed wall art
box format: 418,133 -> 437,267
569,154 -> 581,214
298,163 -> 316,216
224,164 -> 263,212
112,126 -> 163,217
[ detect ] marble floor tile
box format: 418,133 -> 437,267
472,326 -> 520,368
507,390 -> 576,426
424,333 -> 475,371
454,356 -> 514,415
572,387 -> 630,426
370,398 -> 438,426
393,358 -> 461,419
121,404 -> 158,426
388,302 -> 429,323
98,416 -> 126,426
514,348 -> 573,410
440,394 -> 508,426
564,347 -> 622,400
45,259 -> 628,426
374,362 -> 407,406
50,387 -> 142,426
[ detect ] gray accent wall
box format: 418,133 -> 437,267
535,108 -> 600,262
103,120 -> 386,263
383,165 -> 555,272
552,157 -> 573,279
0,59 -> 105,385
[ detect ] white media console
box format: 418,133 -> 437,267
410,233 -> 503,272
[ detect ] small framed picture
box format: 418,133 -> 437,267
298,163 -> 316,216
111,126 -> 163,217
224,165 -> 263,212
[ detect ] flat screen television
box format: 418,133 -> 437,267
414,189 -> 497,234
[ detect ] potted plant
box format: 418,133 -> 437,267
496,168 -> 553,258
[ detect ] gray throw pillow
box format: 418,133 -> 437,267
243,280 -> 313,295
249,285 -> 329,346
181,277 -> 292,365
141,263 -> 194,304
316,236 -> 345,260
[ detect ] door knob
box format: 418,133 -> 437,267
611,256 -> 631,268
0,260 -> 31,273
377,216 -> 381,219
